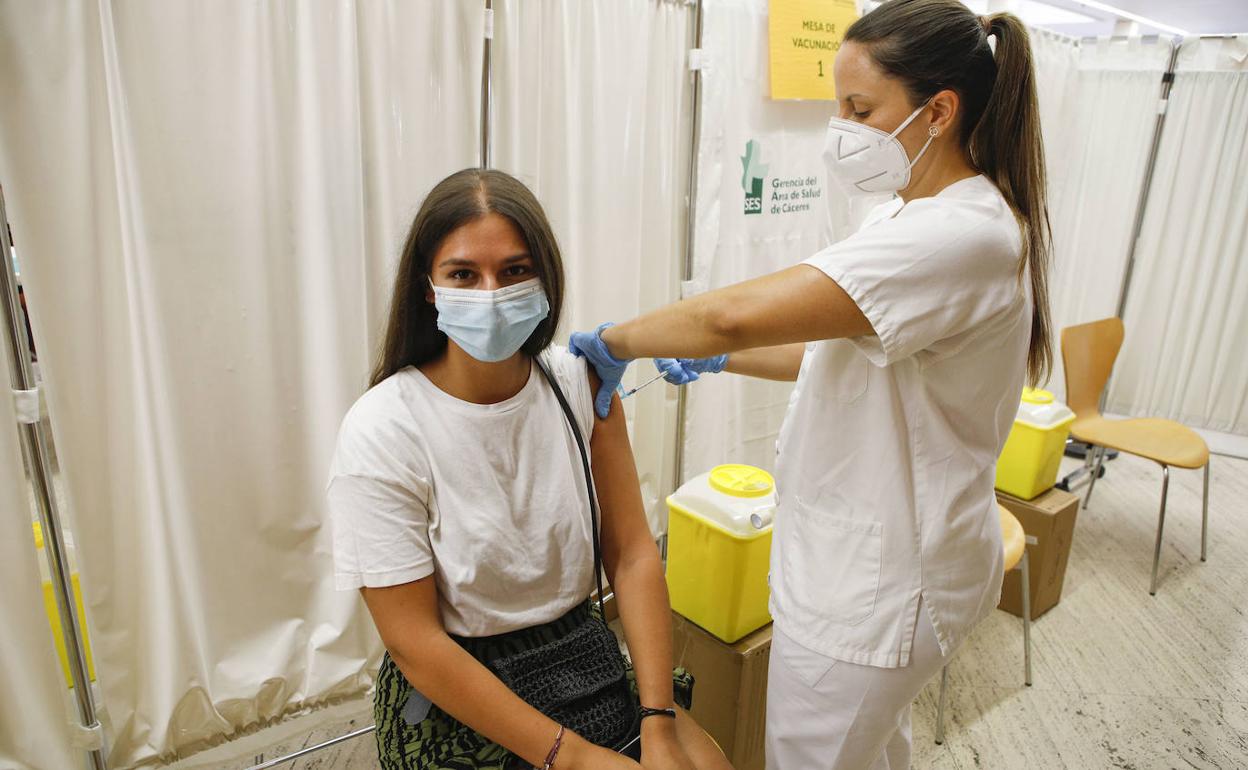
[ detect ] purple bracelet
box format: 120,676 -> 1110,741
541,724 -> 565,770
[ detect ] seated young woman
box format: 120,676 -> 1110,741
327,168 -> 731,770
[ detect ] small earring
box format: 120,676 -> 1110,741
929,126 -> 940,137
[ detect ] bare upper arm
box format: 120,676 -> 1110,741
360,576 -> 444,652
584,368 -> 656,575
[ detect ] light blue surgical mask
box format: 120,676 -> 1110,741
431,277 -> 550,362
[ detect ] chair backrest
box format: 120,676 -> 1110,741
1060,317 -> 1124,420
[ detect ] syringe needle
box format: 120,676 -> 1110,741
621,371 -> 668,398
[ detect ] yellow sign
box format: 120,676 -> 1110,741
769,0 -> 859,101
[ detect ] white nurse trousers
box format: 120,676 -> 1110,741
765,602 -> 951,770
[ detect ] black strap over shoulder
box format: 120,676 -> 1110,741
533,355 -> 607,621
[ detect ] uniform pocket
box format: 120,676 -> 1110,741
775,626 -> 840,688
822,341 -> 870,403
780,496 -> 883,626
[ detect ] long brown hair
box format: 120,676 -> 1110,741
370,169 -> 566,388
846,0 -> 1052,385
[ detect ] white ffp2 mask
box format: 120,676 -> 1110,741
823,102 -> 937,196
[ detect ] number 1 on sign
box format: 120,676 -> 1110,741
817,60 -> 824,77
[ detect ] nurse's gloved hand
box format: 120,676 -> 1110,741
654,355 -> 728,385
568,323 -> 633,419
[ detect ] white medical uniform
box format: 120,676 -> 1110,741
766,175 -> 1031,769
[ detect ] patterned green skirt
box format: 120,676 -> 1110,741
374,601 -> 694,770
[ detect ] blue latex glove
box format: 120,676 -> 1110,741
568,323 -> 633,419
654,355 -> 729,385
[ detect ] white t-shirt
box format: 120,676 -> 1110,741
326,346 -> 598,638
771,175 -> 1030,668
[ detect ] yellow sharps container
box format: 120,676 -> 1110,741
666,464 -> 774,643
995,387 -> 1076,500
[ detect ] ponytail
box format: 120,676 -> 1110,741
846,0 -> 1053,386
971,14 -> 1053,387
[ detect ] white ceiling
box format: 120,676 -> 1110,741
1013,0 -> 1248,36
912,0 -> 1248,37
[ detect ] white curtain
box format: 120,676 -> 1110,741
0,1 -> 483,766
490,0 -> 692,529
1108,38 -> 1248,434
1030,30 -> 1079,222
1042,37 -> 1173,401
0,352 -> 80,770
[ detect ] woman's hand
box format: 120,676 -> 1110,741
557,732 -> 642,769
640,719 -> 697,770
569,322 -> 633,418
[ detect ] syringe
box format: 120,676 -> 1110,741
619,371 -> 668,398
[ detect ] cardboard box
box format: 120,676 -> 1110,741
671,612 -> 770,770
996,487 -> 1079,620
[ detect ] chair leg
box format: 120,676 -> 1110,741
1021,549 -> 1033,687
1150,465 -> 1170,596
935,665 -> 949,745
1201,461 -> 1210,562
1083,446 -> 1106,510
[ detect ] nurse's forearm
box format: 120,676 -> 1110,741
602,265 -> 872,359
601,290 -> 748,359
724,344 -> 806,381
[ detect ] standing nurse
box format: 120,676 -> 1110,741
570,1 -> 1053,767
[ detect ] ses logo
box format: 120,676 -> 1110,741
741,139 -> 768,216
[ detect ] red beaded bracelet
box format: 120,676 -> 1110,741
541,724 -> 565,770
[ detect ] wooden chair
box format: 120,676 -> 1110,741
1061,318 -> 1211,595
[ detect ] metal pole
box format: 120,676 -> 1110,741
242,725 -> 376,770
480,0 -> 494,169
673,0 -> 704,487
1114,36 -> 1181,319
0,189 -> 108,769
1085,36 -> 1181,415
1112,31 -> 1241,320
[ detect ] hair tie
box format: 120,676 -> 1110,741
980,15 -> 993,36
